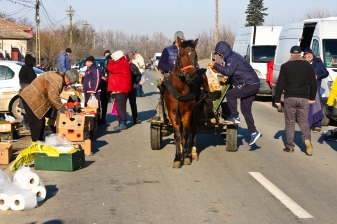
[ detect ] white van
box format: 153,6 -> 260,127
272,17 -> 337,122
233,26 -> 282,95
153,53 -> 162,67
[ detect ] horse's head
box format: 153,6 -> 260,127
174,38 -> 198,83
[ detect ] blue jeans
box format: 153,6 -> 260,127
136,84 -> 144,97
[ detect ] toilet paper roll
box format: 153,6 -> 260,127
10,191 -> 37,211
32,180 -> 46,202
13,167 -> 40,190
0,193 -> 10,211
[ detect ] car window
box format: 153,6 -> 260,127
0,65 -> 15,80
15,62 -> 44,74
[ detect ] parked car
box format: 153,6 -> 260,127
152,53 -> 162,68
0,61 -> 44,120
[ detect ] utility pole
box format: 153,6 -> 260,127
35,0 -> 41,65
66,6 -> 75,45
93,33 -> 96,49
215,0 -> 219,44
83,21 -> 89,44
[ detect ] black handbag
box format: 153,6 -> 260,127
324,99 -> 337,121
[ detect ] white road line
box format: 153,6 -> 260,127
150,83 -> 154,85
249,172 -> 314,219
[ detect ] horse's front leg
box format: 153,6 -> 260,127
173,131 -> 183,168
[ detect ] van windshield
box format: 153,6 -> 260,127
323,39 -> 337,68
251,46 -> 276,63
156,56 -> 161,60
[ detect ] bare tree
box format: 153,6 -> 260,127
300,9 -> 336,20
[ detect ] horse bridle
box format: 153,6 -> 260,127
175,46 -> 197,83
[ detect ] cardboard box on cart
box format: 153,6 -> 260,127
56,112 -> 86,141
0,142 -> 12,165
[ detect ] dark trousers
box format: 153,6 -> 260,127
226,83 -> 259,134
21,98 -> 45,142
136,84 -> 144,97
284,97 -> 311,149
113,92 -> 128,121
100,79 -> 110,120
128,88 -> 138,123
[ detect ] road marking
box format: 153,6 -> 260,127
150,83 -> 154,85
249,172 -> 314,219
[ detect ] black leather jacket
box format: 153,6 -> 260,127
103,54 -> 112,77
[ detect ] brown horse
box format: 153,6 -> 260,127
164,38 -> 208,168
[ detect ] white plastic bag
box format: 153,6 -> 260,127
4,113 -> 15,123
139,76 -> 145,85
87,96 -> 98,108
206,67 -> 221,92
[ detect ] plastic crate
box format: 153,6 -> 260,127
34,149 -> 85,171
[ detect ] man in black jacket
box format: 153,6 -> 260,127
100,50 -> 112,124
274,46 -> 317,156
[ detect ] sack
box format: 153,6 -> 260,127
111,99 -> 118,115
139,76 -> 145,85
206,67 -> 221,92
87,96 -> 98,108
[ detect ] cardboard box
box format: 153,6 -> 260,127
60,91 -> 71,100
0,121 -> 20,133
34,149 -> 85,171
80,107 -> 98,113
73,139 -> 92,156
56,112 -> 85,141
0,142 -> 12,164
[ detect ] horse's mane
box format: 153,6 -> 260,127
181,40 -> 195,48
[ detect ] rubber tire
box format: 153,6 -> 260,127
11,97 -> 23,120
226,125 -> 238,152
150,125 -> 162,150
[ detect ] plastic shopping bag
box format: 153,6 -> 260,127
139,76 -> 145,85
206,67 -> 221,92
111,99 -> 118,115
87,96 -> 98,108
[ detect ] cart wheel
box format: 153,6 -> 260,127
226,125 -> 238,152
150,124 -> 162,150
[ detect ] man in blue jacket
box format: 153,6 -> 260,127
158,31 -> 185,74
208,41 -> 261,146
58,48 -> 72,72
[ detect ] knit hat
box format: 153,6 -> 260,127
104,50 -> 111,55
303,47 -> 313,55
65,69 -> 79,84
85,56 -> 95,62
65,48 -> 72,53
290,46 -> 301,54
174,31 -> 185,41
111,50 -> 124,61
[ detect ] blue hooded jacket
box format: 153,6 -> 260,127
213,41 -> 259,86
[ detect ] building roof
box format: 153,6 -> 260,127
0,18 -> 33,39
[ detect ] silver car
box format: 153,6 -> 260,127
0,61 -> 44,120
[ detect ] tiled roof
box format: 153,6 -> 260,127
0,18 -> 33,39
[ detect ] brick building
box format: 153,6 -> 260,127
0,18 -> 33,61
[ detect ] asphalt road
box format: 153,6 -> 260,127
2,69 -> 337,224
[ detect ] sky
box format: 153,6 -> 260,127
1,0 -> 337,40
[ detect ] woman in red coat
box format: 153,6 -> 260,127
107,50 -> 131,130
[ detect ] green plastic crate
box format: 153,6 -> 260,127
34,149 -> 85,171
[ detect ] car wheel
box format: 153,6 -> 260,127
11,97 -> 23,120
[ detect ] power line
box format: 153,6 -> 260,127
4,0 -> 34,8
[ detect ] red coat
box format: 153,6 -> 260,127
107,56 -> 131,93
266,61 -> 274,88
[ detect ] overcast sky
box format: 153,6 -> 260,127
1,0 -> 337,40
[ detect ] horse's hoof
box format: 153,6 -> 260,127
192,153 -> 199,161
183,158 -> 191,165
173,161 -> 181,168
